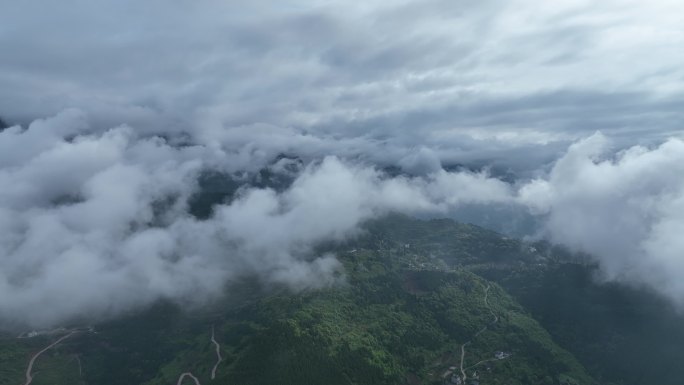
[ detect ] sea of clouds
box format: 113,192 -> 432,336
1,110 -> 683,328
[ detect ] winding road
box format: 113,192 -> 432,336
458,341 -> 471,381
210,326 -> 223,380
20,325 -> 220,385
175,325 -> 223,385
458,283 -> 498,382
176,372 -> 201,385
23,331 -> 77,385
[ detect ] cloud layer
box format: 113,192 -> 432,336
520,134 -> 684,303
2,0 -> 683,163
0,111 -> 515,328
2,111 -> 684,329
1,1 -> 684,328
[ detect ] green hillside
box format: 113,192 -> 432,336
1,215 -> 595,385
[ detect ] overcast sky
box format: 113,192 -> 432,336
3,0 -> 683,156
1,0 -> 684,328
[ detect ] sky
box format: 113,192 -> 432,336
1,0 -> 684,328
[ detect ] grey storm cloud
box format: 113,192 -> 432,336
2,0 -> 683,148
1,0 -> 684,328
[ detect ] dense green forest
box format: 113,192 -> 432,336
1,214 -> 681,385
364,215 -> 684,385
477,263 -> 684,385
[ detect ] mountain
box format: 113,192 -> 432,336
2,214 -> 676,385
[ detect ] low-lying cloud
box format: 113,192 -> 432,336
2,0 -> 684,332
0,111 -> 513,328
1,111 -> 683,329
520,133 -> 684,304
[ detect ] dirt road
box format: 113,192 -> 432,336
23,331 -> 76,385
458,283 -> 498,382
210,326 -> 222,380
176,372 -> 201,385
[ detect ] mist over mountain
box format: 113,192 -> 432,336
1,110 -> 683,331
1,0 -> 684,349
3,4 -> 684,385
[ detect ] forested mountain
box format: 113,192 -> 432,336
1,215 -> 680,385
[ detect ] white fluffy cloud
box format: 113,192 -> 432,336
1,111 -> 684,328
2,0 -> 684,328
0,112 -> 517,328
519,134 -> 684,304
